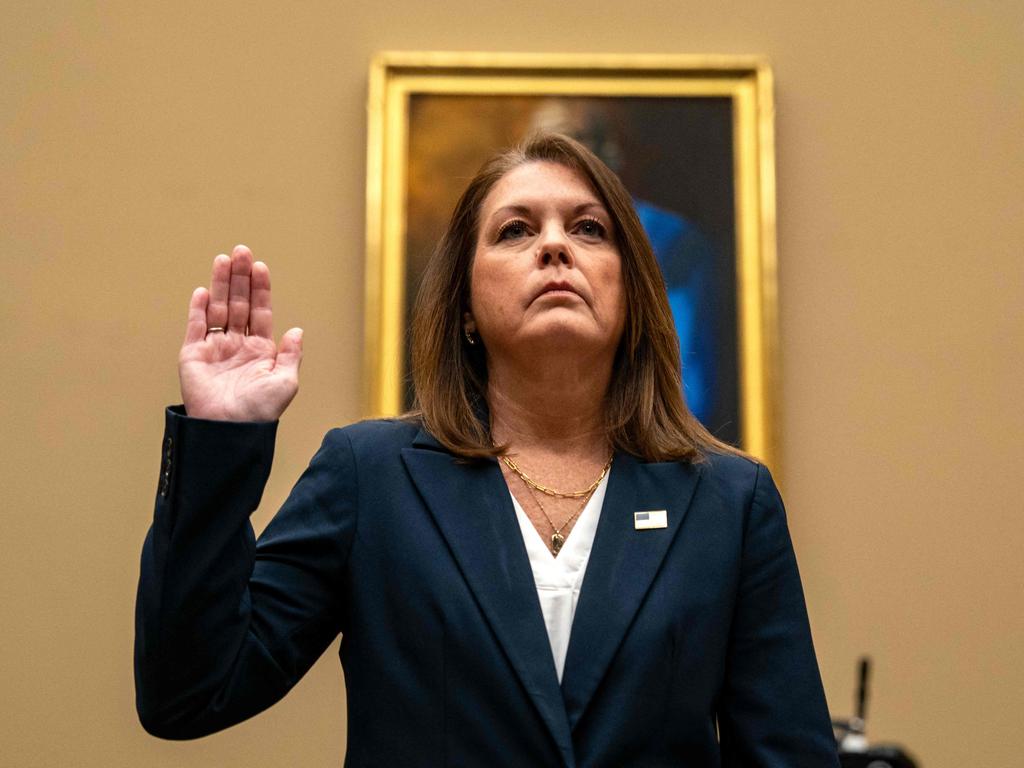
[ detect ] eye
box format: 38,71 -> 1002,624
574,217 -> 607,239
496,219 -> 530,242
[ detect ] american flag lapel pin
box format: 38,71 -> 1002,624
633,510 -> 668,530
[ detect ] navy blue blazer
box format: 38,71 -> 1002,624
135,406 -> 839,767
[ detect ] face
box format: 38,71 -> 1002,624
467,161 -> 626,364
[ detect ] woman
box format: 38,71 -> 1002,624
135,134 -> 838,766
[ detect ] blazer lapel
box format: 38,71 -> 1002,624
560,452 -> 702,730
401,431 -> 575,766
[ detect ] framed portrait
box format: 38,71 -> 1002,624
364,52 -> 780,467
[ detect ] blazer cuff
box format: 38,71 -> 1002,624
156,405 -> 279,527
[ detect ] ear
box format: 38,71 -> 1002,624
462,311 -> 477,334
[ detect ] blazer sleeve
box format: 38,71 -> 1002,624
717,463 -> 840,767
134,406 -> 358,739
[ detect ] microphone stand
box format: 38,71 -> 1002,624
832,656 -> 919,768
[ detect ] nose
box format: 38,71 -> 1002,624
535,224 -> 574,268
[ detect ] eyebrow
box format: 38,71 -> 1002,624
487,201 -> 610,222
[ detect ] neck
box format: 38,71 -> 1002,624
486,350 -> 613,455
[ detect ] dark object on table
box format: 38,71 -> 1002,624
833,656 -> 920,768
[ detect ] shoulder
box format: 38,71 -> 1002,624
693,450 -> 781,514
319,416 -> 424,461
697,449 -> 762,487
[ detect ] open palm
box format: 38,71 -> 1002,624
179,245 -> 302,422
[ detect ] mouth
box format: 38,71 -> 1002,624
534,281 -> 582,302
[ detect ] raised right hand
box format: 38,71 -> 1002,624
178,245 -> 303,422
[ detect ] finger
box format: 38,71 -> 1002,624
275,327 -> 304,375
248,260 -> 273,339
184,287 -> 210,345
227,244 -> 253,334
207,254 -> 231,330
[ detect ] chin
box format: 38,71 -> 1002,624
523,319 -> 610,352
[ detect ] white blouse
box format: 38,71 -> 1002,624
508,470 -> 610,682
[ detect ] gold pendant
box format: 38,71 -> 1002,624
551,532 -> 565,554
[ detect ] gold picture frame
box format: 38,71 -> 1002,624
364,51 -> 780,468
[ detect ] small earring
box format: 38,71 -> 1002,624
464,328 -> 476,345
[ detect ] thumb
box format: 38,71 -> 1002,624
275,327 -> 303,373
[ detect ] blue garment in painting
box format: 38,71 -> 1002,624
634,200 -> 718,425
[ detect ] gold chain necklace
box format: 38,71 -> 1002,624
520,478 -> 595,555
500,454 -> 613,498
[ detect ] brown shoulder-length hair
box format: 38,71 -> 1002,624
408,132 -> 738,463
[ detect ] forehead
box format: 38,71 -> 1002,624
480,161 -> 603,217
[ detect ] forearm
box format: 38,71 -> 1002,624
134,406 -> 286,738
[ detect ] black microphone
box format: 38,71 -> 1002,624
856,656 -> 870,723
834,656 -> 919,768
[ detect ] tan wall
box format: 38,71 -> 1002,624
2,1 -> 1021,766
